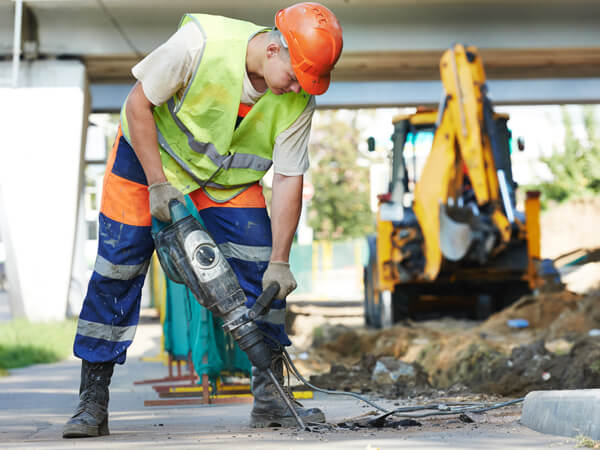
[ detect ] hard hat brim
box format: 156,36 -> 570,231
296,69 -> 330,95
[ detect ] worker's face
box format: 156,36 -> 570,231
264,44 -> 302,95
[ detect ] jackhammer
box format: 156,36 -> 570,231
152,199 -> 306,429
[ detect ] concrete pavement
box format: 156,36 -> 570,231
0,319 -> 578,449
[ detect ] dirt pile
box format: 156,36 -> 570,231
474,336 -> 600,396
318,325 -> 420,359
562,261 -> 600,294
546,290 -> 600,339
415,335 -> 505,390
302,290 -> 600,398
541,198 -> 600,260
476,290 -> 582,336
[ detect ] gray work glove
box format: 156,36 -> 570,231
262,261 -> 297,299
148,181 -> 185,223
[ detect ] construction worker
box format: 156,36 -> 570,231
62,2 -> 343,438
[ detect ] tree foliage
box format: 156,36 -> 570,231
533,106 -> 600,204
307,110 -> 375,240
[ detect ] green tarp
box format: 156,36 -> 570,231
161,197 -> 252,382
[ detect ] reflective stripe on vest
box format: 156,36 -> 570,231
165,98 -> 272,173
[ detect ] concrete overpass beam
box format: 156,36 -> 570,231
90,78 -> 600,113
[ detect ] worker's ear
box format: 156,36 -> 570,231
266,42 -> 281,59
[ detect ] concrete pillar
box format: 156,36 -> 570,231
0,60 -> 89,321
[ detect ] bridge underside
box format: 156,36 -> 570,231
2,0 -> 600,108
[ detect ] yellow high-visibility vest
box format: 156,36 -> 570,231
121,13 -> 311,200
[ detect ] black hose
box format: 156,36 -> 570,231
281,348 -> 524,419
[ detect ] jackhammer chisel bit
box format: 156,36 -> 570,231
267,368 -> 306,429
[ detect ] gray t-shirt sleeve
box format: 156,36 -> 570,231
131,23 -> 204,106
272,96 -> 315,176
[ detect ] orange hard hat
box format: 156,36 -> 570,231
275,2 -> 343,95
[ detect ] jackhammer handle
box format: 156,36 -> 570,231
248,281 -> 280,319
262,281 -> 280,303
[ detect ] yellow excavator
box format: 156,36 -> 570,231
364,44 -> 547,327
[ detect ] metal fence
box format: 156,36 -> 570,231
289,239 -> 367,301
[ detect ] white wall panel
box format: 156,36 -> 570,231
0,60 -> 88,321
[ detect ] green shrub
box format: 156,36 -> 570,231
527,106 -> 600,208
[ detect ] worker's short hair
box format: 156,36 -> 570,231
268,28 -> 290,59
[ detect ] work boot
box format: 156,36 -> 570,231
250,349 -> 325,428
62,360 -> 114,438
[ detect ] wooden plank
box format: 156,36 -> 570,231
333,48 -> 600,81
159,390 -> 252,398
144,397 -> 254,407
134,375 -> 198,385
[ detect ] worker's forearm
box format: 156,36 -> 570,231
270,174 -> 303,262
126,82 -> 167,185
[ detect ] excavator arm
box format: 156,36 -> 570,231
414,44 -> 513,280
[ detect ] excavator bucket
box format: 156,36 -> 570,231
439,205 -> 474,261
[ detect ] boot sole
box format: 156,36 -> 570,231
250,410 -> 326,428
63,418 -> 109,438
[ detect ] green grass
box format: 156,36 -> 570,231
575,433 -> 599,448
0,318 -> 77,374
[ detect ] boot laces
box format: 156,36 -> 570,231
78,364 -> 111,413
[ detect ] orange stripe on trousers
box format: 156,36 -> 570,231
100,126 -> 152,227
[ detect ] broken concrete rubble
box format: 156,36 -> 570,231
308,353 -> 430,398
371,357 -> 416,384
